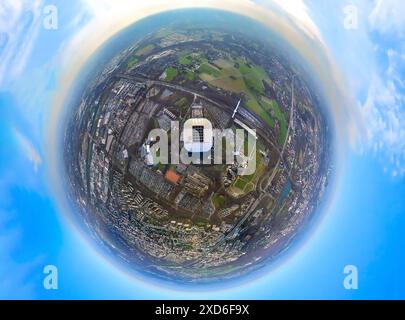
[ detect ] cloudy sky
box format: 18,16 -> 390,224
1,0 -> 404,177
0,0 -> 404,299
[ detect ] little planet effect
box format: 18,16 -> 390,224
62,9 -> 333,285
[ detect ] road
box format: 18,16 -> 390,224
260,76 -> 296,221
117,72 -> 296,245
117,73 -> 280,151
262,76 -> 295,191
222,76 -> 296,241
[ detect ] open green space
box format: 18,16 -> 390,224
179,54 -> 193,65
195,55 -> 280,130
234,178 -> 248,190
199,63 -> 222,78
232,176 -> 255,195
194,217 -> 209,227
185,70 -> 196,81
174,52 -> 285,140
135,44 -> 155,56
228,140 -> 267,196
126,55 -> 139,69
165,67 -> 178,81
237,58 -> 269,94
179,243 -> 193,251
261,97 -> 288,145
246,99 -> 274,128
212,194 -> 226,209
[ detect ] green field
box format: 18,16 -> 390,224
179,54 -> 193,65
135,44 -> 155,56
199,63 -> 222,78
177,53 -> 199,81
185,70 -> 196,81
165,67 -> 178,81
212,194 -> 226,209
229,140 -> 267,196
179,243 -> 193,251
126,55 -> 139,69
237,58 -> 269,94
173,52 -> 284,141
234,178 -> 248,190
195,55 -> 278,130
195,217 -> 209,227
246,99 -> 274,128
244,183 -> 255,193
232,175 -> 255,195
261,97 -> 288,145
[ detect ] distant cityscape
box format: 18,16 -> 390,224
64,26 -> 332,283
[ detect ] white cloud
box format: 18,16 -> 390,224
271,0 -> 323,41
0,172 -> 46,299
0,0 -> 42,86
13,128 -> 43,173
361,77 -> 405,177
359,0 -> 405,177
369,0 -> 405,37
0,219 -> 39,299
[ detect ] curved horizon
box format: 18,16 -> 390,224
46,4 -> 353,291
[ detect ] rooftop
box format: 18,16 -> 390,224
165,169 -> 182,185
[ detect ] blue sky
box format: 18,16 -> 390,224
0,0 -> 404,299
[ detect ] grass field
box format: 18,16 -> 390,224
231,176 -> 255,196
126,55 -> 139,69
179,54 -> 193,65
185,70 -> 196,81
246,99 -> 274,128
228,143 -> 256,196
135,44 -> 155,56
233,177 -> 255,192
198,57 -> 270,96
195,55 -> 279,130
228,140 -> 267,197
195,217 -> 209,227
174,52 -> 283,139
237,58 -> 268,94
199,63 -> 222,78
261,97 -> 288,145
165,67 -> 178,81
212,194 -> 226,209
